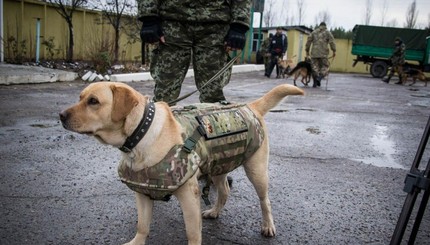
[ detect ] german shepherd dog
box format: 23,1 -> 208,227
403,68 -> 429,86
287,58 -> 312,86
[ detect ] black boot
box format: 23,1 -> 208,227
395,75 -> 404,85
312,74 -> 318,87
382,76 -> 391,83
317,75 -> 323,87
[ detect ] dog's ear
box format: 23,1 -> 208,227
110,85 -> 139,122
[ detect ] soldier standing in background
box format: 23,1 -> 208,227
260,33 -> 273,76
305,22 -> 336,87
382,37 -> 406,85
265,27 -> 288,78
137,0 -> 251,104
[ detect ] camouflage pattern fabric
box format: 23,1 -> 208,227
310,57 -> 330,78
137,0 -> 251,103
150,21 -> 231,103
305,25 -> 336,58
386,41 -> 406,79
260,38 -> 271,72
118,146 -> 200,201
305,25 -> 336,78
390,42 -> 406,66
137,0 -> 251,27
173,103 -> 264,176
118,103 -> 264,201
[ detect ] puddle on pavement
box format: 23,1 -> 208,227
355,125 -> 406,169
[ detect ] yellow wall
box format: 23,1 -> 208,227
3,0 -> 141,61
3,0 -> 370,74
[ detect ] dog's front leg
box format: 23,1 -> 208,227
124,193 -> 154,245
175,176 -> 202,245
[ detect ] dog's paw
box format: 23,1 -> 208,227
202,209 -> 220,219
123,234 -> 147,245
261,224 -> 276,237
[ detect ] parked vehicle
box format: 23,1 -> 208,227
351,25 -> 430,78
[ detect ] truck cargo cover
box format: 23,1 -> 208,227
352,25 -> 430,50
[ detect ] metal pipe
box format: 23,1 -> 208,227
36,18 -> 41,63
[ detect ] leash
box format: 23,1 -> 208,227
325,55 -> 335,91
166,51 -> 241,106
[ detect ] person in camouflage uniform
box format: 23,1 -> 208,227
137,0 -> 252,104
382,37 -> 406,85
305,22 -> 336,87
260,33 -> 273,76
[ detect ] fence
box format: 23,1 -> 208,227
2,0 -> 369,74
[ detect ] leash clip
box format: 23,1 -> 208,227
201,186 -> 211,206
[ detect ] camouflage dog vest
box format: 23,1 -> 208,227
118,103 -> 264,201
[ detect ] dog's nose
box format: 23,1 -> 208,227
59,111 -> 68,122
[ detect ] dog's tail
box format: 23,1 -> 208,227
249,84 -> 304,116
287,65 -> 301,76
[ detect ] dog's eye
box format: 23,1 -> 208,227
88,97 -> 99,105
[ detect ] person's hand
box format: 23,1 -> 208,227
139,17 -> 164,44
332,52 -> 336,58
225,23 -> 248,50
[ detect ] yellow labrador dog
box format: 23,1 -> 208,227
59,82 -> 304,245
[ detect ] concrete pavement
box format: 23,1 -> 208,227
1,71 -> 429,244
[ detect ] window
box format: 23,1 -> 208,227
252,33 -> 263,51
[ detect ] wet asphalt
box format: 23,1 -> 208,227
1,71 -> 430,245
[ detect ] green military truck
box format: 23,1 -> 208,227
351,25 -> 430,78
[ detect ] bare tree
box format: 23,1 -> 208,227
91,0 -> 136,63
279,0 -> 290,26
405,0 -> 418,28
380,0 -> 388,26
427,13 -> 430,30
263,0 -> 276,27
296,0 -> 306,25
45,0 -> 88,62
386,19 -> 398,27
314,10 -> 331,27
363,0 -> 372,25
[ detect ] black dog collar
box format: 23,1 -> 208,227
119,102 -> 155,153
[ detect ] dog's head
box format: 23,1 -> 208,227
59,82 -> 144,145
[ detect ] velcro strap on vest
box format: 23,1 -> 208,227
183,125 -> 205,153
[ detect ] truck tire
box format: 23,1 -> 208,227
370,61 -> 388,78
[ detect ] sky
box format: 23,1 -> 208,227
253,0 -> 430,30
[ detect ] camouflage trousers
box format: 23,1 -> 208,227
310,57 -> 330,78
388,64 -> 404,79
150,21 -> 231,103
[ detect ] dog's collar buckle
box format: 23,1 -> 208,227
119,102 -> 155,153
119,145 -> 132,153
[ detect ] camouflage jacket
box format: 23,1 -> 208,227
137,0 -> 252,27
118,103 -> 264,201
305,26 -> 336,58
390,42 -> 406,66
260,38 -> 271,53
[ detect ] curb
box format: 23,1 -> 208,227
0,63 -> 264,85
0,64 -> 78,85
110,64 -> 265,82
